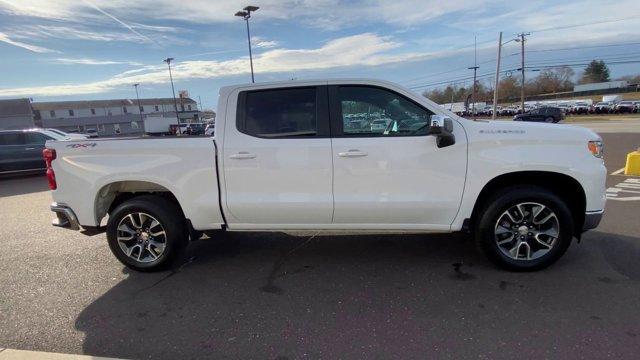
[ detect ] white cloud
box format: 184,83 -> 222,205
81,0 -> 158,45
10,25 -> 149,43
252,36 -> 278,49
0,31 -> 57,53
0,0 -> 493,28
0,33 -> 425,97
53,58 -> 143,66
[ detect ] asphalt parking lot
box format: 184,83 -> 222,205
1,122 -> 639,359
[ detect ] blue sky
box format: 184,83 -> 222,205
0,0 -> 639,110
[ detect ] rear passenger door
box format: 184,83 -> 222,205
222,85 -> 334,227
24,133 -> 52,170
0,133 -> 28,173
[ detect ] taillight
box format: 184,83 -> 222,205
43,148 -> 57,190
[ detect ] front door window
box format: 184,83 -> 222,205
336,86 -> 434,137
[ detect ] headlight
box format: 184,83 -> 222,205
588,140 -> 604,158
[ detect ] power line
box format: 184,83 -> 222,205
407,41 -> 640,84
526,41 -> 640,53
411,59 -> 640,90
411,50 -> 640,88
526,15 -> 640,34
527,59 -> 640,70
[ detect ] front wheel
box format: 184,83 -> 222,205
475,186 -> 574,271
106,195 -> 188,272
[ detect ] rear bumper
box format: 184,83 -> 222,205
50,202 -> 80,230
583,210 -> 604,232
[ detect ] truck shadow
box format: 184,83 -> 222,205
73,230 -> 640,359
0,173 -> 48,197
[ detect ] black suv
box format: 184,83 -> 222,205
0,129 -> 58,174
513,107 -> 564,123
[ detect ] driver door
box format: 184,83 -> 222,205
328,84 -> 467,229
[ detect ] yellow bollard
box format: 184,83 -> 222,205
625,150 -> 640,176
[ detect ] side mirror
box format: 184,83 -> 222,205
428,115 -> 455,148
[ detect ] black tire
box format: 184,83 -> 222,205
107,195 -> 188,272
475,185 -> 574,271
545,116 -> 555,123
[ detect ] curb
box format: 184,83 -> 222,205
0,349 -> 122,360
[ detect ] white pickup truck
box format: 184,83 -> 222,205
45,79 -> 606,272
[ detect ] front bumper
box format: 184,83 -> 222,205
583,210 -> 604,232
50,202 -> 80,230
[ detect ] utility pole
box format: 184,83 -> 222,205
468,35 -> 478,119
516,32 -> 530,114
492,32 -> 502,120
450,82 -> 455,110
235,6 -> 259,83
468,66 -> 479,118
163,57 -> 180,130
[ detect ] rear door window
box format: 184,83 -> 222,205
0,133 -> 25,146
237,87 -> 328,138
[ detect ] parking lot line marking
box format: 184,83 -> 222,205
611,167 -> 626,175
606,178 -> 640,201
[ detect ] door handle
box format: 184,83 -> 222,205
338,149 -> 368,157
25,147 -> 36,150
229,152 -> 256,160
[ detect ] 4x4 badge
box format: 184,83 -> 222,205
66,143 -> 97,148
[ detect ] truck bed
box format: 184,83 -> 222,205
46,137 -> 224,230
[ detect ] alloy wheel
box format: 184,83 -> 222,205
494,202 -> 559,261
116,212 -> 167,263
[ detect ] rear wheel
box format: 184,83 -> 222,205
107,195 -> 187,272
475,186 -> 574,271
545,116 -> 555,123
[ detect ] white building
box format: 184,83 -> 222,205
32,97 -> 200,136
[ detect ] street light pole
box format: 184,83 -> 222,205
163,57 -> 180,128
235,6 -> 259,83
492,32 -> 502,120
133,83 -> 144,124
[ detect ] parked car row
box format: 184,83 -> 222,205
561,101 -> 640,114
454,100 -> 640,118
452,105 -> 534,118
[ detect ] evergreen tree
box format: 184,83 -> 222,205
580,60 -> 610,84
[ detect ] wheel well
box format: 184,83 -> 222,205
95,181 -> 185,225
470,171 -> 586,235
